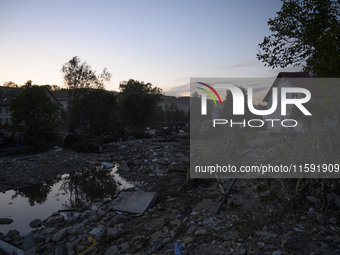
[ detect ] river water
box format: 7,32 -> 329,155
0,165 -> 134,235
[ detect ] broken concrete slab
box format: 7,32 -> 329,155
109,191 -> 158,214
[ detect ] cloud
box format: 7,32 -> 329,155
266,66 -> 304,74
211,61 -> 259,70
164,83 -> 190,97
163,77 -> 276,104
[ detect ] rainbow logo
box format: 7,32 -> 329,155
196,82 -> 223,106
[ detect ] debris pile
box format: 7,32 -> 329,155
0,134 -> 340,254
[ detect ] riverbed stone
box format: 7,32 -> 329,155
89,227 -> 105,237
88,214 -> 101,222
97,209 -> 107,217
0,218 -> 13,224
29,219 -> 42,228
101,162 -> 114,168
263,236 -> 279,244
52,227 -> 71,242
118,161 -> 129,171
121,241 -> 130,252
151,231 -> 162,241
65,242 -> 75,253
5,229 -> 19,238
41,227 -> 57,235
195,229 -> 208,236
67,228 -> 77,235
107,228 -> 119,238
108,215 -> 126,226
43,214 -> 64,227
22,232 -> 46,251
24,247 -> 36,255
105,245 -> 120,255
55,243 -> 63,255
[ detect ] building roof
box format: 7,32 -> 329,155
0,89 -> 23,106
278,72 -> 311,78
263,72 -> 314,102
41,86 -> 63,106
0,86 -> 62,107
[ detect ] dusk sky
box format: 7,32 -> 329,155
0,0 -> 302,97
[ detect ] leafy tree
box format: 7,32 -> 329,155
165,103 -> 186,123
189,92 -> 200,120
44,84 -> 61,91
78,89 -> 120,135
165,103 -> 179,125
219,85 -> 254,123
61,56 -> 112,133
257,0 -> 340,77
3,81 -> 18,88
118,79 -> 163,129
175,109 -> 186,122
189,91 -> 213,122
1,81 -> 18,96
153,105 -> 165,122
258,1 -> 340,127
10,80 -> 60,137
119,79 -> 162,95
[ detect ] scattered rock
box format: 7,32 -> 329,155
255,231 -> 278,238
24,247 -> 36,255
29,219 -> 42,228
42,214 -> 64,227
306,196 -> 319,203
55,243 -> 63,255
41,227 -> 57,235
107,228 -> 119,238
195,229 -> 207,236
105,245 -> 120,255
0,218 -> 13,225
108,215 -> 126,227
5,229 -> 19,238
22,233 -> 45,251
52,227 -> 71,242
101,162 -> 114,168
151,231 -> 161,241
118,161 -> 129,171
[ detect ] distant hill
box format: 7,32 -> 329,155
159,96 -> 190,112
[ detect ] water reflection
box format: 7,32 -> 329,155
0,165 -> 134,235
11,166 -> 128,210
59,167 -> 119,210
11,180 -> 58,206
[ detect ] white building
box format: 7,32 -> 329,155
263,72 -> 312,132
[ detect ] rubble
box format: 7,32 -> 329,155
0,135 -> 340,254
